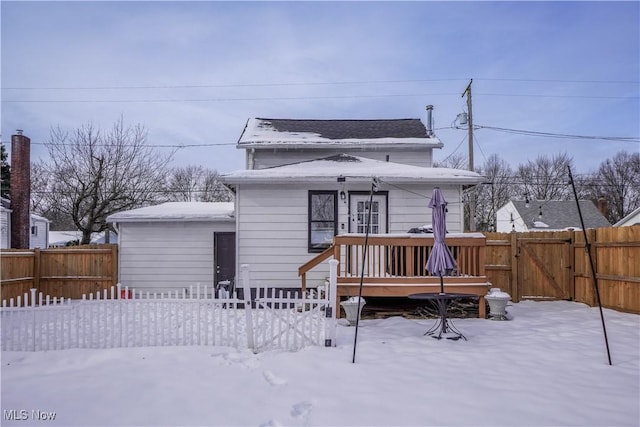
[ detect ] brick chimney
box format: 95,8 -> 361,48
597,195 -> 609,219
10,130 -> 31,249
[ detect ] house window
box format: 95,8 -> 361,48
31,225 -> 38,236
308,191 -> 337,252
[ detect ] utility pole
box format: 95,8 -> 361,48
462,79 -> 476,231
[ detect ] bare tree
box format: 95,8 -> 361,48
516,153 -> 574,201
595,150 -> 640,223
474,154 -> 515,231
164,165 -> 202,202
163,165 -> 233,202
43,118 -> 174,244
434,152 -> 468,169
200,169 -> 233,202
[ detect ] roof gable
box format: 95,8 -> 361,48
237,118 -> 443,148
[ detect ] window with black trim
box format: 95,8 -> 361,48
308,191 -> 337,252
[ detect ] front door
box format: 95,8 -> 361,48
214,232 -> 236,286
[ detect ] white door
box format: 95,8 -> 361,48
348,194 -> 388,277
349,194 -> 387,234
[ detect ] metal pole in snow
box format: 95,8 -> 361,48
352,177 -> 378,363
567,166 -> 612,366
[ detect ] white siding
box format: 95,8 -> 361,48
118,220 -> 235,292
0,208 -> 10,249
252,148 -> 434,169
236,182 -> 464,289
386,184 -> 463,233
29,217 -> 49,249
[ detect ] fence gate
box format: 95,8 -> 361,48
517,236 -> 573,301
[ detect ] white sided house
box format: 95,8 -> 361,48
223,115 -> 484,290
614,206 -> 640,227
107,202 -> 235,294
1,198 -> 50,249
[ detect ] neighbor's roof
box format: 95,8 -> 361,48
614,206 -> 640,227
107,202 -> 235,223
237,118 -> 443,148
223,154 -> 483,185
511,200 -> 611,230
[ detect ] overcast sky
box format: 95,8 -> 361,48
1,1 -> 638,174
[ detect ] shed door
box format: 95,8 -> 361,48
214,232 -> 236,286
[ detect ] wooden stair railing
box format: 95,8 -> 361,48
298,245 -> 334,291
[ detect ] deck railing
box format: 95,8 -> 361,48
300,233 -> 487,289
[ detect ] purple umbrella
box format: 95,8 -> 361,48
425,187 -> 457,294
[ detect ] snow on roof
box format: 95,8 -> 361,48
223,154 -> 483,184
107,202 -> 235,223
31,213 -> 50,223
237,118 -> 443,148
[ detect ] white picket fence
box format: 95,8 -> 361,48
1,261 -> 339,353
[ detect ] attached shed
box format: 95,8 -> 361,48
107,202 -> 235,294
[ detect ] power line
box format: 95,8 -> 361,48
5,77 -> 637,91
27,141 -> 236,148
4,92 -> 637,103
476,125 -> 639,142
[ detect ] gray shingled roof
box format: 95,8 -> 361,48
512,200 -> 611,230
256,118 -> 430,139
237,117 -> 444,148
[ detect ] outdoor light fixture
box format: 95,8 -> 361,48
338,176 -> 347,202
538,206 -> 543,219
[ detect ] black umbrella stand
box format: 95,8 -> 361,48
568,166 -> 612,366
352,177 -> 378,364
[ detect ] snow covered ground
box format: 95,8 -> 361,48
2,300 -> 639,427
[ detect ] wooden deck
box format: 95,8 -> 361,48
299,233 -> 490,318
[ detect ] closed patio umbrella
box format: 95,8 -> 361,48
425,187 -> 457,294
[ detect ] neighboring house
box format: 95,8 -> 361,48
107,202 -> 235,294
29,214 -> 50,249
0,202 -> 10,249
48,230 -> 119,247
614,206 -> 640,227
1,197 -> 50,249
223,116 -> 484,290
496,200 -> 611,232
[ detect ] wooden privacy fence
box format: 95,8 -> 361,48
484,226 -> 640,314
0,245 -> 118,301
1,263 -> 339,353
